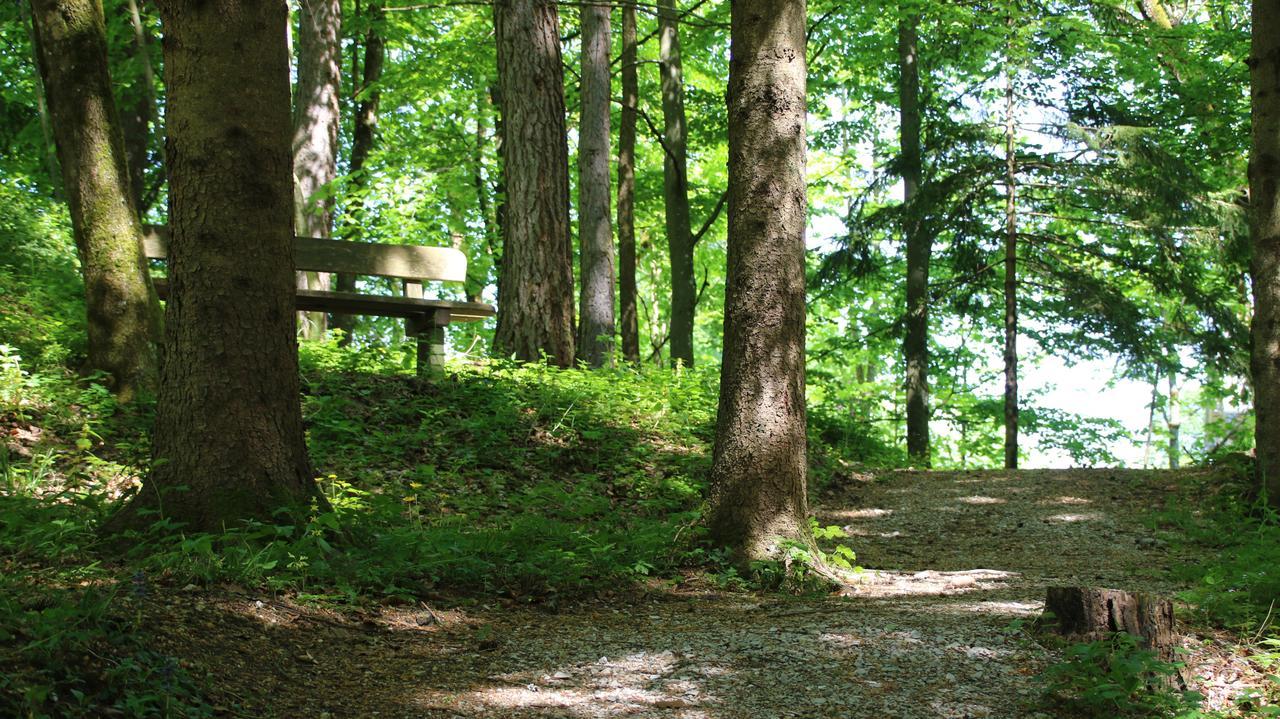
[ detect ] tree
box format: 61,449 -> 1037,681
1002,7 -> 1019,470
333,0 -> 385,344
491,0 -> 575,367
900,4 -> 929,465
708,0 -> 812,562
617,1 -> 641,365
576,1 -> 614,368
134,0 -> 321,530
293,0 -> 342,340
1250,0 -> 1280,506
29,0 -> 161,401
659,0 -> 695,368
115,0 -> 158,214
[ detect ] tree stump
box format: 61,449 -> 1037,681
1042,586 -> 1185,687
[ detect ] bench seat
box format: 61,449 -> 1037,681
142,225 -> 495,374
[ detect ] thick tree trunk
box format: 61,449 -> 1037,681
1250,0 -> 1280,506
29,0 -> 161,401
333,0 -> 384,345
900,8 -> 930,467
492,0 -> 575,367
139,0 -> 320,530
576,2 -> 615,368
659,0 -> 695,368
618,1 -> 640,366
708,0 -> 811,563
1003,40 -> 1019,471
293,0 -> 342,340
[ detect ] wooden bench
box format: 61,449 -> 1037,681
141,225 -> 495,375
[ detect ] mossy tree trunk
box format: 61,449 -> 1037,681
708,0 -> 812,563
492,0 -> 575,367
29,0 -> 161,402
293,0 -> 342,339
1250,0 -> 1280,507
576,0 -> 614,368
136,0 -> 321,531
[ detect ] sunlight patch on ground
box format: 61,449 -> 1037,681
920,600 -> 1044,618
1044,495 -> 1092,506
843,569 -> 1018,598
457,651 -> 715,717
957,495 -> 1006,505
1045,512 -> 1103,523
844,527 -> 904,538
824,507 -> 894,520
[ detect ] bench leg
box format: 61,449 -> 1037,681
407,311 -> 449,377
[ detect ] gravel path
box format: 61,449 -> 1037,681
156,468 -> 1232,718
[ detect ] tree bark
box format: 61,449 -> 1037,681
20,1 -> 62,197
1043,587 -> 1181,675
116,0 -> 157,214
492,0 -> 575,367
137,0 -> 320,530
1250,0 -> 1280,506
659,0 -> 695,368
900,7 -> 930,467
29,0 -> 161,401
293,0 -> 342,340
333,0 -> 384,345
708,0 -> 811,563
1003,21 -> 1019,471
576,2 -> 615,368
618,1 -> 641,366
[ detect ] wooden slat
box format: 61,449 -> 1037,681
150,280 -> 493,323
142,224 -> 467,283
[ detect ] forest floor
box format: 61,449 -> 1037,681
130,467 -> 1264,718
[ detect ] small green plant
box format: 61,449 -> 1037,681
1039,633 -> 1201,718
0,344 -> 30,412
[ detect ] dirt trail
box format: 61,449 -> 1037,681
150,469 -> 1226,718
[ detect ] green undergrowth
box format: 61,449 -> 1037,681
1037,463 -> 1280,719
0,331 -> 886,715
1141,465 -> 1280,633
1038,632 -> 1278,718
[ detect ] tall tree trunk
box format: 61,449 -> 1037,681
333,0 -> 384,345
1252,0 -> 1280,505
137,0 -> 320,530
293,0 -> 342,340
116,0 -> 156,214
1002,21 -> 1019,471
576,2 -> 615,368
490,82 -> 508,270
20,0 -> 63,197
708,0 -> 811,563
492,0 -> 575,367
900,7 -> 930,467
474,88 -> 497,288
618,1 -> 641,365
659,0 -> 695,368
1167,372 -> 1180,469
29,0 -> 161,401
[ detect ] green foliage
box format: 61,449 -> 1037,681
1039,633 -> 1203,718
1146,471 -> 1280,632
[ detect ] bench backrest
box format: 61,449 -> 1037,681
141,225 -> 467,284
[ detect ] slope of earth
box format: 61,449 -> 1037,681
131,467 -> 1258,719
